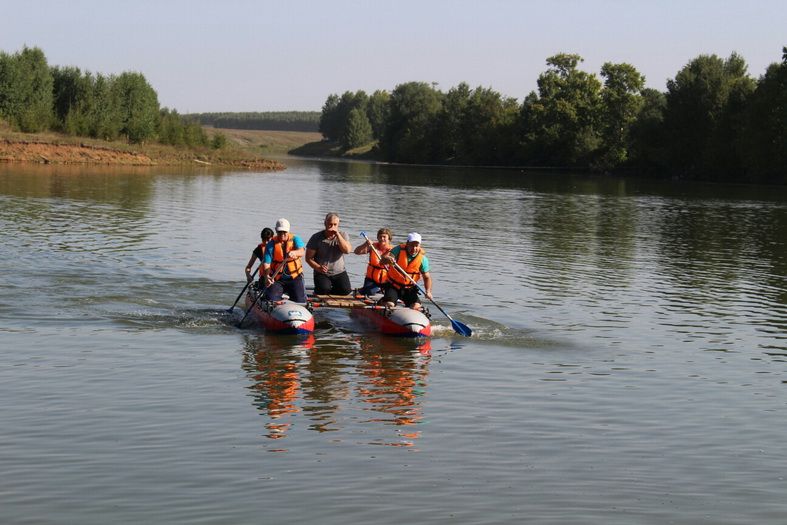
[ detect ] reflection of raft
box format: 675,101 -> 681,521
244,290 -> 315,334
308,294 -> 431,337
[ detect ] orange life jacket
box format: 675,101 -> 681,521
365,242 -> 391,284
271,237 -> 303,280
387,244 -> 425,288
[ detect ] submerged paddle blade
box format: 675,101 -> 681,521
451,319 -> 472,337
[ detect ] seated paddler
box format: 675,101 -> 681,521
353,227 -> 393,296
245,227 -> 274,286
380,232 -> 432,311
261,218 -> 307,303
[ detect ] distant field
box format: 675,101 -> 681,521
205,127 -> 322,156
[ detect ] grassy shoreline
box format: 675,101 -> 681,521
0,125 -> 378,169
0,126 -> 324,170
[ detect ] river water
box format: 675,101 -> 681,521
2,159 -> 787,524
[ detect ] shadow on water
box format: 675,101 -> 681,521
301,157 -> 787,201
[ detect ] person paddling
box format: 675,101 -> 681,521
262,218 -> 307,303
380,232 -> 432,311
354,228 -> 393,296
245,227 -> 274,286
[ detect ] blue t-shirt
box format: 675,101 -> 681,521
263,235 -> 305,280
388,245 -> 430,273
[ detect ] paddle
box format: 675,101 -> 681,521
237,261 -> 285,328
227,263 -> 261,312
360,231 -> 472,337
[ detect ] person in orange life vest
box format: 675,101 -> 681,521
353,227 -> 393,296
245,227 -> 274,285
380,232 -> 432,311
305,212 -> 353,296
261,218 -> 307,303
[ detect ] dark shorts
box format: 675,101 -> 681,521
382,283 -> 420,307
313,271 -> 352,296
264,273 -> 307,302
358,277 -> 383,296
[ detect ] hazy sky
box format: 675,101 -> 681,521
2,0 -> 784,112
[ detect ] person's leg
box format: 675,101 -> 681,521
313,272 -> 332,295
402,287 -> 421,309
331,271 -> 352,296
264,281 -> 284,301
358,277 -> 377,296
380,284 -> 400,307
287,274 -> 307,303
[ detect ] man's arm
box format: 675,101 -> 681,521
305,246 -> 328,274
421,272 -> 433,300
336,231 -> 352,254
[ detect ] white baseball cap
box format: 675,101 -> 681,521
406,232 -> 422,243
275,218 -> 290,232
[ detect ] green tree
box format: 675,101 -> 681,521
52,66 -> 99,136
663,52 -> 755,179
742,47 -> 787,183
341,107 -> 373,150
318,91 -> 369,142
113,72 -> 159,143
520,53 -> 602,166
90,73 -> 123,140
433,82 -> 471,162
182,119 -> 208,147
382,81 -> 443,163
597,62 -> 645,169
366,89 -> 390,140
158,107 -> 186,146
627,88 -> 667,169
318,94 -> 341,140
0,47 -> 53,132
458,86 -> 519,165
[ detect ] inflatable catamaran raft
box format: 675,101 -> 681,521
242,288 -> 431,337
243,289 -> 315,335
236,229 -> 471,337
308,294 -> 432,337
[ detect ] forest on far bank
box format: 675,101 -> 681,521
2,45 -> 784,184
187,112 -> 320,132
319,49 -> 787,184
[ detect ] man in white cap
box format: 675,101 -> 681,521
305,212 -> 353,295
380,232 -> 432,310
261,218 -> 307,302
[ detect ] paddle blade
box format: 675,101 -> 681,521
451,319 -> 472,337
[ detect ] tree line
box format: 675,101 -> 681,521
319,49 -> 787,184
189,111 -> 320,132
0,46 -> 222,148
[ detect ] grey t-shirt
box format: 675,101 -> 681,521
306,230 -> 350,275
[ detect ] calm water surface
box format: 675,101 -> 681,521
2,160 -> 787,524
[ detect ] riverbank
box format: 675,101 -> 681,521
0,127 -> 287,170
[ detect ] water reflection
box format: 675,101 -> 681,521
241,334 -> 431,448
242,334 -> 313,441
355,336 -> 431,446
